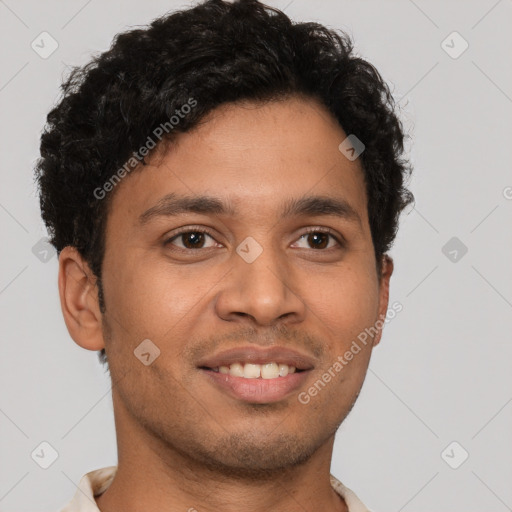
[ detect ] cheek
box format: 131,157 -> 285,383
107,259 -> 220,345
304,266 -> 380,346
303,271 -> 378,405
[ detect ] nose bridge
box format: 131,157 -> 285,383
240,239 -> 287,296
215,235 -> 305,326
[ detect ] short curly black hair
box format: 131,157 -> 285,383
34,0 -> 413,368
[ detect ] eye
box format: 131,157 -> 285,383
291,228 -> 343,250
164,228 -> 219,250
164,226 -> 344,252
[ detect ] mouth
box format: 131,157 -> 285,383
199,362 -> 306,379
196,346 -> 315,403
199,362 -> 311,404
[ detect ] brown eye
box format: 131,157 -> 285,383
165,230 -> 218,250
292,229 -> 342,250
306,232 -> 330,249
178,232 -> 206,249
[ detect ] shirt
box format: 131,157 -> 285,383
59,466 -> 373,512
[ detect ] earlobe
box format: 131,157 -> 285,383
58,246 -> 105,351
373,254 -> 394,347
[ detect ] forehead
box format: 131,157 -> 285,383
107,96 -> 369,229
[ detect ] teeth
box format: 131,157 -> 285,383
278,363 -> 289,377
212,362 -> 298,379
229,363 -> 244,377
244,363 -> 261,379
261,362 -> 279,379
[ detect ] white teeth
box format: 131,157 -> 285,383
243,363 -> 261,379
229,362 -> 244,377
261,362 -> 280,379
212,362 -> 298,379
278,363 -> 289,377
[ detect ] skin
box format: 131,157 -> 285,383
59,96 -> 393,512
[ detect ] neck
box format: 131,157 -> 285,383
95,396 -> 347,512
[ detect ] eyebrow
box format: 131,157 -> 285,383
138,193 -> 362,227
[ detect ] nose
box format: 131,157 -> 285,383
214,242 -> 306,327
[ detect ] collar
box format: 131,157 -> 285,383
60,466 -> 372,512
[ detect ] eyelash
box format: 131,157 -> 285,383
164,225 -> 345,251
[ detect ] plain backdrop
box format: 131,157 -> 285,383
1,1 -> 511,511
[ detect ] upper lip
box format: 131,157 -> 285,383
197,346 -> 315,371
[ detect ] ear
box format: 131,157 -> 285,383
58,246 -> 105,351
372,254 -> 394,347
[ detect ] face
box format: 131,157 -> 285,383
71,96 -> 392,476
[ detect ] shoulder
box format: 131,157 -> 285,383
58,466 -> 117,512
330,474 -> 375,512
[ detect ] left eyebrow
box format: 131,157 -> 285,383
138,192 -> 362,227
280,195 -> 362,227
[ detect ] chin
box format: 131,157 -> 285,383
192,431 -> 323,479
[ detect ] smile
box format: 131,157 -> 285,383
209,362 -> 301,379
200,366 -> 310,403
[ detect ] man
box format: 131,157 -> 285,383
35,0 -> 413,510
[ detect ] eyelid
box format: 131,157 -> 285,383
167,225 -> 218,239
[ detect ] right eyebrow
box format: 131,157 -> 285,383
138,193 -> 237,226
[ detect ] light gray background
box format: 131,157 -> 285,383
1,0 -> 511,511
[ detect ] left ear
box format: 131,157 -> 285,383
372,254 -> 394,347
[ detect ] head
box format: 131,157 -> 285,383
35,0 -> 413,476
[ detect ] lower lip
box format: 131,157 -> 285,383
201,369 -> 310,404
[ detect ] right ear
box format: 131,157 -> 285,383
58,246 -> 105,351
